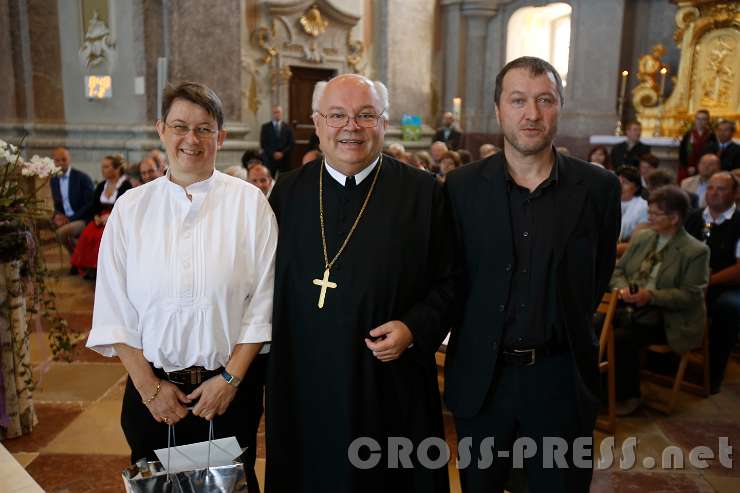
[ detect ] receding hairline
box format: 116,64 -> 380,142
319,75 -> 382,108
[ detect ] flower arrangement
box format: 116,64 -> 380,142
1,138 -> 76,383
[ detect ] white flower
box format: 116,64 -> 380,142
0,139 -> 21,165
21,155 -> 61,178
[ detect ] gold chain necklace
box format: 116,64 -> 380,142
312,155 -> 383,308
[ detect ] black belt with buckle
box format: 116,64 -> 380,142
164,366 -> 222,385
500,341 -> 568,367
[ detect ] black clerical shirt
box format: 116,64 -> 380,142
503,161 -> 563,349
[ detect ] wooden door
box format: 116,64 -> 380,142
288,66 -> 336,169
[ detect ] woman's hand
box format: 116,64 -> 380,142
143,380 -> 191,426
187,376 -> 238,421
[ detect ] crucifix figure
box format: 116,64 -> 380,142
312,269 -> 337,308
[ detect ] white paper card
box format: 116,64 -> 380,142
154,437 -> 242,474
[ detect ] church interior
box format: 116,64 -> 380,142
1,0 -> 740,491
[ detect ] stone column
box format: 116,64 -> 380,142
462,3 -> 497,132
440,0 -> 463,114
372,0 -> 389,83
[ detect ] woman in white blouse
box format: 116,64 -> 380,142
618,165 -> 649,243
86,82 -> 277,490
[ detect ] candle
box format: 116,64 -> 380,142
659,67 -> 667,97
452,97 -> 462,120
619,70 -> 628,101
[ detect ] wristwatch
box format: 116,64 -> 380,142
221,369 -> 242,388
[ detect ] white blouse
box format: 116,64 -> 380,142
100,175 -> 128,205
620,195 -> 648,241
86,171 -> 277,372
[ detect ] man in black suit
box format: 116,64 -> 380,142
434,111 -> 462,150
610,120 -> 650,167
445,57 -> 621,492
717,119 -> 740,171
260,105 -> 294,175
50,147 -> 94,258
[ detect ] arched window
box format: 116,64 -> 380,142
506,3 -> 572,86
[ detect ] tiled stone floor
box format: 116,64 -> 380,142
1,245 -> 738,492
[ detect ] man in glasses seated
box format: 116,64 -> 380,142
685,172 -> 740,394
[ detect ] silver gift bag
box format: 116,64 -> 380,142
122,460 -> 249,493
122,422 -> 250,493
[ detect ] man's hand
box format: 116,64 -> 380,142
364,321 -> 414,362
143,380 -> 191,425
187,376 -> 238,421
273,151 -> 283,160
620,287 -> 653,307
53,213 -> 69,227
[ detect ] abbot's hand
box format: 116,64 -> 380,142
187,376 -> 238,421
364,321 -> 413,363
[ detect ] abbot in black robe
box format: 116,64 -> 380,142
265,155 -> 454,493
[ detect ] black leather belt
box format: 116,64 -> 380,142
164,366 -> 222,385
501,341 -> 568,367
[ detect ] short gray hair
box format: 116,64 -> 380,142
311,75 -> 390,120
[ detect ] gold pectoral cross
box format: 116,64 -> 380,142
312,269 -> 337,309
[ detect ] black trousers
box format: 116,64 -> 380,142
612,307 -> 666,401
454,352 -> 595,493
121,354 -> 268,492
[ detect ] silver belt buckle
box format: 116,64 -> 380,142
513,348 -> 536,366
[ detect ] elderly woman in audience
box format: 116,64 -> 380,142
588,145 -> 612,170
609,186 -> 709,415
71,155 -> 133,280
437,150 -> 461,182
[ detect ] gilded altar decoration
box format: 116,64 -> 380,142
633,1 -> 740,138
78,11 -> 116,69
300,6 -> 329,37
248,73 -> 260,115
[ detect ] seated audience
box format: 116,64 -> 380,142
588,145 -> 612,170
302,149 -> 322,165
50,147 -> 94,265
386,142 -> 405,160
148,149 -> 167,172
438,150 -> 460,182
430,141 -> 448,173
638,153 -> 660,190
70,155 -> 133,280
457,149 -> 472,165
609,186 -> 709,415
716,119 -> 740,171
479,143 -> 499,159
248,163 -> 275,197
681,153 -> 721,209
611,121 -> 650,168
414,150 -> 432,170
139,155 -> 165,183
224,165 -> 247,180
685,172 -> 740,394
241,149 -> 262,169
644,168 -> 675,197
618,166 -> 648,242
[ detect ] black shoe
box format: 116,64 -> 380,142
83,269 -> 97,281
68,266 -> 78,276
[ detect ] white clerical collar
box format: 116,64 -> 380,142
324,156 -> 380,186
703,204 -> 736,225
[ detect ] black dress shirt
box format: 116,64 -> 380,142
503,162 -> 563,348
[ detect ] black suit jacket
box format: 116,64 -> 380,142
719,141 -> 740,171
433,127 -> 462,150
50,168 -> 95,222
609,140 -> 650,168
444,152 -> 621,427
260,120 -> 294,173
